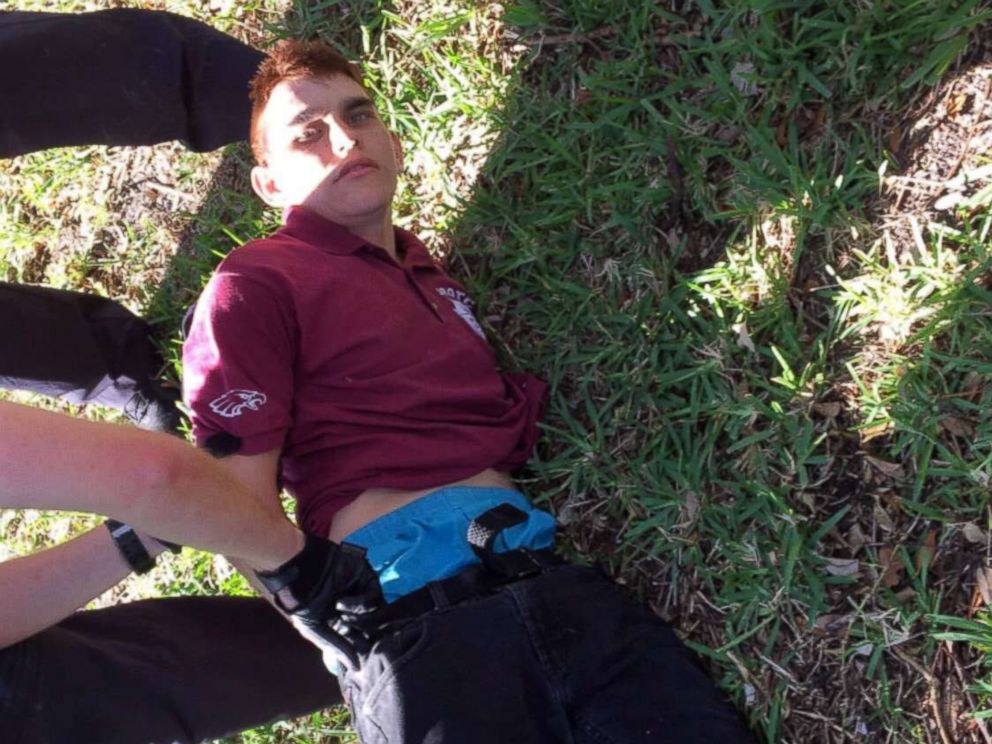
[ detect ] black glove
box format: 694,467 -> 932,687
255,533 -> 383,667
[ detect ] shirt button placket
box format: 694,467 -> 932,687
406,268 -> 444,321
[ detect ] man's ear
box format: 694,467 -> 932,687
251,164 -> 286,208
390,132 -> 404,172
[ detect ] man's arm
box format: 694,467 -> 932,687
0,524 -> 165,649
0,414 -> 371,657
207,450 -> 385,669
213,449 -> 282,506
209,449 -> 288,596
0,439 -> 280,650
0,400 -> 302,570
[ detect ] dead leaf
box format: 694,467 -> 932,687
683,490 -> 699,522
814,401 -> 841,419
915,529 -> 937,573
879,490 -> 902,509
878,546 -> 903,587
887,128 -> 903,157
962,523 -> 987,544
865,455 -> 905,480
848,523 -> 868,553
824,557 -> 860,577
946,91 -> 969,117
895,587 -> 916,602
732,321 -> 755,353
730,61 -> 759,95
813,612 -> 853,636
976,566 -> 992,606
934,191 -> 966,212
852,642 -> 873,658
962,371 -> 983,402
776,117 -> 788,147
874,503 -> 896,532
860,422 -> 892,442
940,416 -> 974,438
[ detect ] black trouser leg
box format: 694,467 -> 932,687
0,597 -> 341,744
341,565 -> 757,743
0,9 -> 263,157
0,282 -> 181,430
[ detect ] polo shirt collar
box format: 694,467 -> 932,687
395,228 -> 438,269
280,205 -> 437,269
280,206 -> 366,255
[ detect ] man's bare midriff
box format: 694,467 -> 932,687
327,467 -> 516,542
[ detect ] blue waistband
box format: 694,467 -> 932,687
343,486 -> 556,603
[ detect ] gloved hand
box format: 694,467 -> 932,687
255,532 -> 383,668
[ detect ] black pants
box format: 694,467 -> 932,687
0,597 -> 340,744
0,9 -> 263,156
0,8 -> 263,427
0,10 -> 340,743
0,281 -> 182,430
342,565 -> 756,744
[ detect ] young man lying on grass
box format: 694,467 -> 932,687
176,38 -> 758,743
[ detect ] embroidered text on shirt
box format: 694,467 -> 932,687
436,287 -> 485,339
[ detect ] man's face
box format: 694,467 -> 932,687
251,75 -> 402,229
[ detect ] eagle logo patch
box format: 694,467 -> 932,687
208,389 -> 268,418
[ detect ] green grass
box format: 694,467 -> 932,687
3,0 -> 992,741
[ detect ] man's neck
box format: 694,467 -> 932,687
307,203 -> 397,260
358,222 -> 397,260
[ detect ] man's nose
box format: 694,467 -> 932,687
327,118 -> 357,155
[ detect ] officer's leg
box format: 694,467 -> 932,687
0,8 -> 263,157
0,282 -> 181,430
0,596 -> 341,744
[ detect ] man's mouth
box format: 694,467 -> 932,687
334,158 -> 378,182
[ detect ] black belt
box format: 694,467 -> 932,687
343,503 -> 564,640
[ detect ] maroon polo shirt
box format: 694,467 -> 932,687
182,206 -> 546,536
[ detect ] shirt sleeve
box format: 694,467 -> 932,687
182,269 -> 296,455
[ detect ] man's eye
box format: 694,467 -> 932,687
295,127 -> 320,144
349,111 -> 373,125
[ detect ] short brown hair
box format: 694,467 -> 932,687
249,39 -> 365,163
